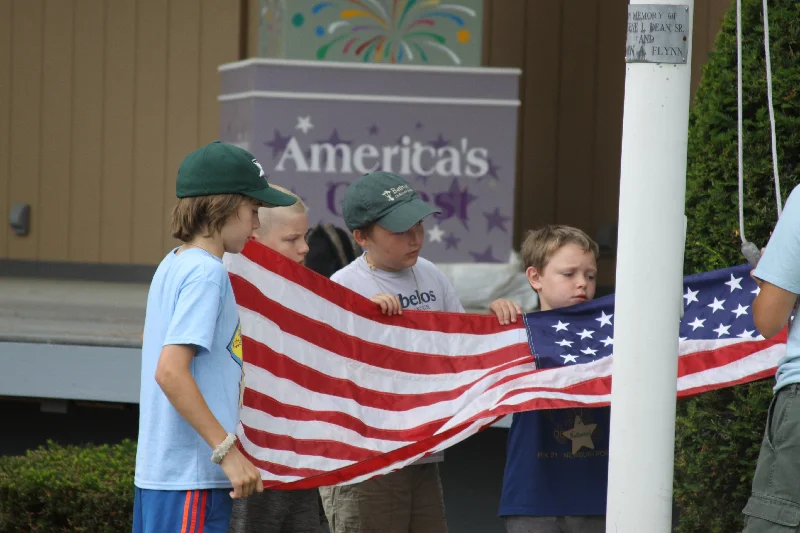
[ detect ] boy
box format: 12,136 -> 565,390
133,141 -> 297,533
742,185 -> 800,531
226,187 -> 321,533
318,171 -> 520,533
499,225 -> 607,533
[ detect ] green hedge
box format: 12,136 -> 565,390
0,440 -> 136,533
675,0 -> 800,531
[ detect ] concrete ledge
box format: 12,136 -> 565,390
0,342 -> 141,403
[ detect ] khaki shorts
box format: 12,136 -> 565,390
743,384 -> 800,532
319,463 -> 447,533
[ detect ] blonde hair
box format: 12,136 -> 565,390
254,185 -> 308,238
520,225 -> 599,272
170,194 -> 251,242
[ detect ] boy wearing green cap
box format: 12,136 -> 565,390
318,171 -> 521,533
133,141 -> 297,533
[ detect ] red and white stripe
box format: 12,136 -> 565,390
227,241 -> 785,490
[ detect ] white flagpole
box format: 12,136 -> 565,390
606,2 -> 694,532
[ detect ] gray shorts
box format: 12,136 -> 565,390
504,515 -> 605,533
228,488 -> 320,533
743,384 -> 800,532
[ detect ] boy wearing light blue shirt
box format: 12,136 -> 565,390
742,185 -> 800,531
133,141 -> 297,533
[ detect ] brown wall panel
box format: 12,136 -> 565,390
516,0 -> 562,239
38,0 -> 74,261
163,0 -> 202,253
199,0 -> 241,146
8,0 -> 43,260
0,0 -> 12,257
555,0 -> 599,233
69,0 -> 105,262
131,0 -> 168,263
100,0 -> 137,264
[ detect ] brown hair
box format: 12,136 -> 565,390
170,194 -> 251,242
520,225 -> 599,272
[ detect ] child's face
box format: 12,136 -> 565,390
221,199 -> 261,253
527,243 -> 597,311
253,209 -> 310,264
356,222 -> 424,272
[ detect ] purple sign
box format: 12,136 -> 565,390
219,59 -> 520,263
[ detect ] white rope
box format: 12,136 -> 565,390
737,0 -> 746,243
736,0 -> 782,260
762,0 -> 782,216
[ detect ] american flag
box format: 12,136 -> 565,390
226,241 -> 785,489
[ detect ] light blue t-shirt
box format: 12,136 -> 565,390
134,248 -> 244,490
753,185 -> 800,392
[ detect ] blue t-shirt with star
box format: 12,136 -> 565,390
499,406 -> 610,517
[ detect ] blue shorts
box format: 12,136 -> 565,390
133,487 -> 233,533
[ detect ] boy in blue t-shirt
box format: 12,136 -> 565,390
742,185 -> 800,531
499,225 -> 607,533
133,141 -> 297,533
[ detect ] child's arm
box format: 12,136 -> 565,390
752,281 -> 797,338
489,298 -> 522,325
155,344 -> 263,499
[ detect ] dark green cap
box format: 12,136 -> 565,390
176,141 -> 296,207
342,171 -> 440,232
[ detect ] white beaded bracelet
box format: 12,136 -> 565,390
211,433 -> 237,464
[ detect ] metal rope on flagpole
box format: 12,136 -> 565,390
607,2 -> 694,531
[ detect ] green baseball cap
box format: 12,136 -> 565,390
342,171 -> 440,232
176,141 -> 296,207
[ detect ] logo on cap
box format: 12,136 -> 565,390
252,159 -> 266,180
381,185 -> 412,203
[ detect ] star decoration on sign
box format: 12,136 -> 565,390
427,225 -> 445,243
552,321 -> 570,332
561,354 -> 579,364
562,416 -> 597,454
265,129 -> 292,158
683,288 -> 699,305
296,116 -> 313,134
469,246 -> 500,263
415,121 -> 424,129
443,233 -> 460,250
429,134 -> 449,149
707,297 -> 725,313
484,207 -> 510,233
368,124 -> 379,136
596,312 -> 613,327
318,129 -> 352,149
725,274 -> 743,292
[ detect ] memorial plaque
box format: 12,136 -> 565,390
626,4 -> 690,64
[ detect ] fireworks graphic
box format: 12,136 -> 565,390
304,0 -> 476,64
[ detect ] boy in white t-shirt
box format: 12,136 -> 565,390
318,171 -> 521,533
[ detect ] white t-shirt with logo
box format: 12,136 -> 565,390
330,253 -> 465,464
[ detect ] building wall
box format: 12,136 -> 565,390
0,0 -> 242,265
1,0 -> 731,276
